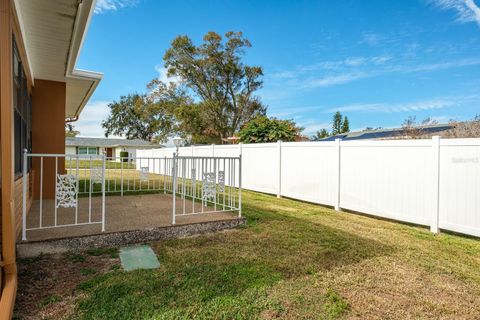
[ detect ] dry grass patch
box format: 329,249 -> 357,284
15,249 -> 119,320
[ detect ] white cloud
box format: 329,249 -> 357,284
465,0 -> 480,26
361,33 -> 383,46
94,0 -> 139,14
154,65 -> 182,85
74,100 -> 116,137
324,95 -> 480,114
268,56 -> 480,91
430,0 -> 480,27
301,121 -> 331,135
301,72 -> 371,89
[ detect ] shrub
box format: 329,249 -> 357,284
120,151 -> 129,162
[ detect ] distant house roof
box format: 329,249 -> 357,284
66,137 -> 159,148
320,123 -> 455,141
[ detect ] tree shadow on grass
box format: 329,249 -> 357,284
73,196 -> 393,319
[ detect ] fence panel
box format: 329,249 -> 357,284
438,139 -> 480,236
139,137 -> 480,237
240,143 -> 278,194
339,140 -> 433,226
281,142 -> 336,205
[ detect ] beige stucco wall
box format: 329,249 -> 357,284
65,146 -> 76,155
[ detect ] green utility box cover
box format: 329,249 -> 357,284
119,245 -> 160,271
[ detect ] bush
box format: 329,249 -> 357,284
120,151 -> 129,162
239,116 -> 303,143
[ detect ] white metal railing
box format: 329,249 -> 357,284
169,155 -> 242,224
22,151 -> 106,241
22,151 -> 242,240
69,156 -> 165,195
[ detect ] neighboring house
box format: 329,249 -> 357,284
320,123 -> 455,141
66,137 -> 158,160
0,1 -> 101,317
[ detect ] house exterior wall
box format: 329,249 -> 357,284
114,146 -> 152,161
66,146 -> 76,155
0,1 -> 16,316
31,80 -> 66,200
0,0 -> 31,316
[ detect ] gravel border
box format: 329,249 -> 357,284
17,218 -> 246,258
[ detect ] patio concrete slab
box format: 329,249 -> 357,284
120,245 -> 160,271
22,193 -> 238,242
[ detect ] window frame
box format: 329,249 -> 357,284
77,147 -> 98,155
13,37 -> 32,177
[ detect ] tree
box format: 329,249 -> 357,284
238,116 -> 303,143
65,123 -> 79,137
331,111 -> 350,135
311,128 -> 329,141
401,116 -> 441,138
444,115 -> 480,138
341,116 -> 350,133
161,31 -> 267,143
101,93 -> 176,143
332,112 -> 343,135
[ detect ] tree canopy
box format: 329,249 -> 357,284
311,128 -> 329,141
103,31 -> 268,144
65,123 -> 79,137
160,31 -> 267,143
238,116 -> 303,143
311,112 -> 350,141
101,93 -> 176,143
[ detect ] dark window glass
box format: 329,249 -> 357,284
13,37 -> 32,176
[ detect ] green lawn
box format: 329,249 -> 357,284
16,191 -> 480,319
66,159 -> 136,169
66,169 -> 166,194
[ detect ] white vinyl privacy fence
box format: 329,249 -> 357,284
137,137 -> 480,237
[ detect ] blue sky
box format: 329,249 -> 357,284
76,0 -> 480,138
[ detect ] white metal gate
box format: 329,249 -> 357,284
169,155 -> 242,224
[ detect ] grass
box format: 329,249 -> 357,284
66,159 -> 136,169
66,169 -> 165,194
80,268 -> 97,276
86,247 -> 119,258
15,190 -> 480,319
65,253 -> 86,263
39,294 -> 62,308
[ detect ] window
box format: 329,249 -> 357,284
13,37 -> 32,175
78,147 -> 98,155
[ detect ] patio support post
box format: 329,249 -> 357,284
238,154 -> 242,218
277,140 -> 282,198
163,156 -> 167,194
101,155 -> 106,232
334,138 -> 342,211
172,153 -> 177,225
120,157 -> 124,196
22,149 -> 28,241
431,136 -> 441,234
